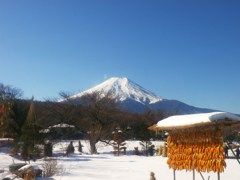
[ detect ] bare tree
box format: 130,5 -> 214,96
43,91 -> 121,154
0,83 -> 23,101
80,92 -> 120,154
41,91 -> 81,132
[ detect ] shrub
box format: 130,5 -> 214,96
42,158 -> 64,177
66,141 -> 74,156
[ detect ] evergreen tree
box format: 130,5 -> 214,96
112,128 -> 126,156
20,97 -> 42,161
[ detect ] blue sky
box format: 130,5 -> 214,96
0,1 -> 240,113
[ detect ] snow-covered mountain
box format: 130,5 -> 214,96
70,77 -> 215,114
71,77 -> 163,104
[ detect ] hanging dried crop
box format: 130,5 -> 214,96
166,129 -> 226,173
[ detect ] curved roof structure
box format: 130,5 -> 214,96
156,112 -> 240,130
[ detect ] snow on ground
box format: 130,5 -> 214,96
0,140 -> 240,180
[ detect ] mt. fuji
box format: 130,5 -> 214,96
70,77 -> 215,114
72,77 -> 163,104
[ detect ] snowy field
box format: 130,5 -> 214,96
0,140 -> 239,180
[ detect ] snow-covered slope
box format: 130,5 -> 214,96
70,77 -> 215,114
71,77 -> 163,105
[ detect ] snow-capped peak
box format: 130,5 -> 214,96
72,77 -> 163,105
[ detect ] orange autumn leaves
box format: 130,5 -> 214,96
0,103 -> 11,137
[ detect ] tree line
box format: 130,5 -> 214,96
0,82 -> 167,159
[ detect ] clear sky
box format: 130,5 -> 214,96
0,0 -> 240,114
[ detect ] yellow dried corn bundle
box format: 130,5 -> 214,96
167,129 -> 226,173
